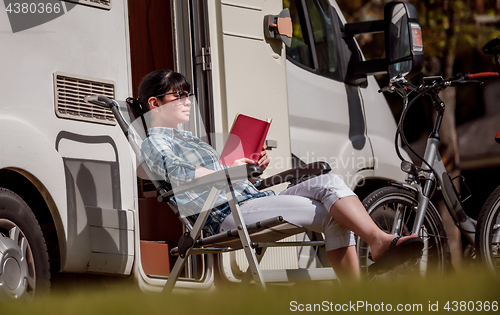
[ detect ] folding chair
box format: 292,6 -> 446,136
84,95 -> 332,291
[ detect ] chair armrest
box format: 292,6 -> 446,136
256,161 -> 331,190
158,164 -> 263,202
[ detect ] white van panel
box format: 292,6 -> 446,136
286,60 -> 374,188
214,0 -> 292,176
360,76 -> 408,182
0,1 -> 136,274
221,3 -> 264,39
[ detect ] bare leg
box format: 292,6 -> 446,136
330,196 -> 418,261
327,245 -> 360,282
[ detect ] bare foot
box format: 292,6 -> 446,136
370,233 -> 419,262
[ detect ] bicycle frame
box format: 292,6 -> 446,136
395,91 -> 477,246
415,136 -> 476,244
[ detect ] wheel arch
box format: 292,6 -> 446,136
352,177 -> 393,202
0,168 -> 65,274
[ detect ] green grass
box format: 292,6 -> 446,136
1,266 -> 499,314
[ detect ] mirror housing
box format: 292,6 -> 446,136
385,2 -> 424,79
343,1 -> 424,83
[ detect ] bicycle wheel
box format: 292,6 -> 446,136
476,185 -> 500,275
357,186 -> 450,278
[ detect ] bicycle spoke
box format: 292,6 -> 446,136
401,204 -> 409,234
404,207 -> 413,232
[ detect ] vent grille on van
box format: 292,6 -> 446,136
63,0 -> 112,10
54,73 -> 116,125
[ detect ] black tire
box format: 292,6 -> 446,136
357,186 -> 450,278
0,188 -> 50,300
475,185 -> 500,275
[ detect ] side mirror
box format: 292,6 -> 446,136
385,2 -> 424,79
343,1 -> 424,83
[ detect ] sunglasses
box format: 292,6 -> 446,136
155,91 -> 193,100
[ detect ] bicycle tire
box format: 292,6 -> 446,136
475,185 -> 500,275
357,186 -> 450,278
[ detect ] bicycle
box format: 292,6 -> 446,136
357,37 -> 500,277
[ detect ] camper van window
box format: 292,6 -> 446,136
305,0 -> 341,80
284,0 -> 314,69
284,0 -> 342,81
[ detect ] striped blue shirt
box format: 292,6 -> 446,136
141,127 -> 274,233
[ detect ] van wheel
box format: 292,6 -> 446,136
0,188 -> 50,301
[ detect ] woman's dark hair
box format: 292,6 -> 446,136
126,70 -> 191,116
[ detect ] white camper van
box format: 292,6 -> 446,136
0,0 -> 421,299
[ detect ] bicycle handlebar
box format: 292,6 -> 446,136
380,71 -> 499,95
379,71 -> 499,171
465,72 -> 500,80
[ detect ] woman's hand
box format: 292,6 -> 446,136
228,158 -> 254,183
257,145 -> 270,172
230,158 -> 255,168
228,146 -> 269,184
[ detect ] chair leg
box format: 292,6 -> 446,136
241,247 -> 267,285
163,187 -> 221,292
225,190 -> 267,290
163,254 -> 189,292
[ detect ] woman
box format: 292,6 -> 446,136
129,70 -> 423,281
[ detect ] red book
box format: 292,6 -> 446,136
219,114 -> 272,166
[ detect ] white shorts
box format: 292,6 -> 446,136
220,173 -> 357,251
